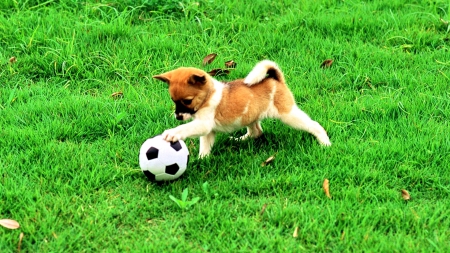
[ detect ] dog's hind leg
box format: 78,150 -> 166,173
279,106 -> 331,146
235,121 -> 263,141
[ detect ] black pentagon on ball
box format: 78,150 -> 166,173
170,141 -> 182,151
146,147 -> 159,160
143,170 -> 156,181
165,163 -> 180,175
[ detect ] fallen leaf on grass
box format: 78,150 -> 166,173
320,59 -> 333,69
401,189 -> 410,201
9,56 -> 17,64
111,91 -> 123,99
323,179 -> 331,199
18,232 -> 24,252
202,53 -> 217,66
207,68 -> 230,77
0,219 -> 20,229
260,203 -> 267,216
261,153 -> 277,167
293,226 -> 299,238
225,60 -> 237,68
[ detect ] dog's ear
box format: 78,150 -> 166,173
153,73 -> 171,85
188,74 -> 206,86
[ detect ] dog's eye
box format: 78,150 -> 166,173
182,99 -> 192,105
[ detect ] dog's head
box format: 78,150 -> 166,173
153,67 -> 211,121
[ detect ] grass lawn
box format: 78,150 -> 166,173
1,0 -> 450,251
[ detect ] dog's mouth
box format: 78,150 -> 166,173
175,112 -> 193,121
174,100 -> 196,121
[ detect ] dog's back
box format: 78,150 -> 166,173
214,62 -> 295,127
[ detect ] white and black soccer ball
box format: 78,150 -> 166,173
139,135 -> 189,181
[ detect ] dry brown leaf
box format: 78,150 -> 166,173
261,153 -> 277,166
202,53 -> 217,66
18,232 -> 24,252
260,203 -> 268,216
293,226 -> 299,238
9,56 -> 17,64
225,60 -> 237,69
207,68 -> 230,77
323,179 -> 331,199
401,189 -> 410,201
0,219 -> 20,229
111,91 -> 123,99
320,59 -> 334,69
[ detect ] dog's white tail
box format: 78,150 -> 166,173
243,60 -> 285,86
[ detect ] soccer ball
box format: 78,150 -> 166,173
139,135 -> 190,181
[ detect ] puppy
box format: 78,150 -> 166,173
153,60 -> 331,157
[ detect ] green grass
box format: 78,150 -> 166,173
1,0 -> 450,251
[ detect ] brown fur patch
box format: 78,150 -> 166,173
273,84 -> 295,114
215,78 -> 293,125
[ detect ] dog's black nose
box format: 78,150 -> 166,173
175,114 -> 184,120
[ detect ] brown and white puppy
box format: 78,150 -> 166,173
153,60 -> 331,157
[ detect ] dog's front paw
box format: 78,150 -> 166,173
162,129 -> 183,142
198,151 -> 210,159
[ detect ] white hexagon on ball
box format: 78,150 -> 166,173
139,135 -> 190,181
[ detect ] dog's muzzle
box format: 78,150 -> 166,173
175,113 -> 193,121
174,101 -> 196,121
